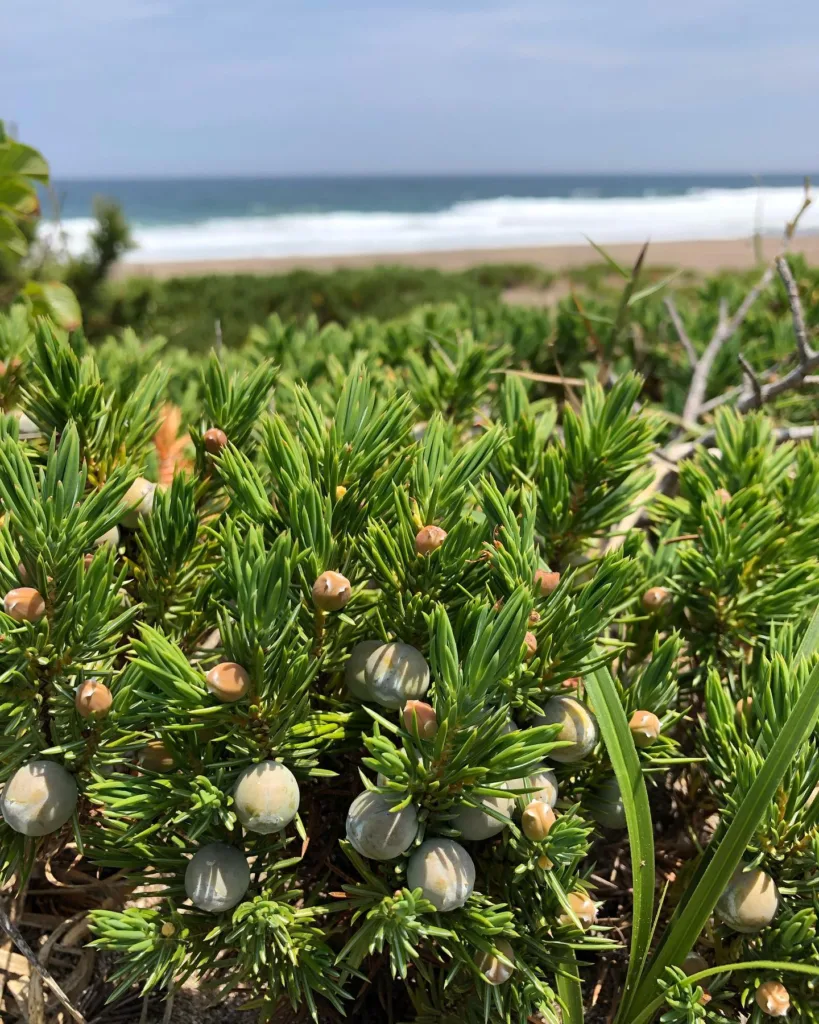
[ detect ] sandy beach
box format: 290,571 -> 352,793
112,235 -> 819,280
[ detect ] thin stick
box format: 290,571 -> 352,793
0,902 -> 86,1024
664,297 -> 697,367
738,353 -> 762,407
775,256 -> 814,363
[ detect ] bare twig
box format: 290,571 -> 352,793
664,297 -> 697,367
0,901 -> 86,1024
738,353 -> 762,407
679,263 -> 776,428
775,256 -> 813,363
670,178 -> 813,429
668,425 -> 819,461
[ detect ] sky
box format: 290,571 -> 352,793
3,0 -> 819,177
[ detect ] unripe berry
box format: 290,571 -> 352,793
536,696 -> 598,763
534,569 -> 560,596
559,891 -> 597,930
93,525 -> 120,549
402,700 -> 438,740
522,800 -> 556,841
406,839 -> 475,912
642,586 -> 670,612
526,769 -> 558,809
716,868 -> 779,933
185,843 -> 249,912
335,485 -> 347,500
312,570 -> 352,612
3,587 -> 45,623
205,662 -> 250,703
203,427 -> 228,454
537,854 -> 554,870
1,761 -> 77,836
161,922 -> 176,937
523,631 -> 537,662
233,761 -> 300,834
365,642 -> 430,709
345,639 -> 382,700
138,740 -> 175,773
121,477 -> 156,528
454,787 -> 515,840
755,981 -> 790,1017
589,776 -> 626,830
475,938 -> 515,985
75,680 -> 113,719
629,710 -> 661,748
346,790 -> 418,860
415,525 -> 447,556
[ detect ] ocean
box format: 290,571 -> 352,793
41,174 -> 819,264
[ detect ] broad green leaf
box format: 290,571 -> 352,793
0,140 -> 49,182
23,282 -> 82,331
585,658 -> 654,1021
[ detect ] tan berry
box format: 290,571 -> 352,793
629,710 -> 661,748
402,700 -> 438,740
75,680 -> 113,719
559,891 -> 597,930
715,487 -> 731,504
475,938 -> 515,985
528,610 -> 541,625
203,427 -> 228,454
139,740 -> 175,773
534,569 -> 560,596
642,586 -> 670,612
161,922 -> 176,937
521,800 -> 556,841
206,662 -> 250,703
537,854 -> 554,870
415,525 -> 447,556
335,485 -> 347,500
561,676 -> 581,691
523,631 -> 538,662
736,696 -> 753,719
3,587 -> 46,623
755,981 -> 790,1017
312,571 -> 352,612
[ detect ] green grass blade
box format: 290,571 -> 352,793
630,961 -> 819,1024
795,601 -> 819,662
584,660 -> 654,1021
555,949 -> 584,1024
583,236 -> 630,279
631,655 -> 819,1016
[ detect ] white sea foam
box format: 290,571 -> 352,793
40,187 -> 819,264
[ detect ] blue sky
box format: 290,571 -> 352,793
3,0 -> 818,176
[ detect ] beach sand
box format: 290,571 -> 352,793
112,235 -> 819,280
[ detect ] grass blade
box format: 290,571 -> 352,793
583,236 -> 630,279
584,659 -> 654,1021
631,654 -> 819,1017
795,601 -> 819,662
630,961 -> 819,1024
555,949 -> 584,1024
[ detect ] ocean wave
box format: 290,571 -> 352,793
39,187 -> 819,264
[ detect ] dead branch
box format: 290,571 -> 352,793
0,901 -> 86,1024
738,353 -> 763,407
667,179 -> 813,429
